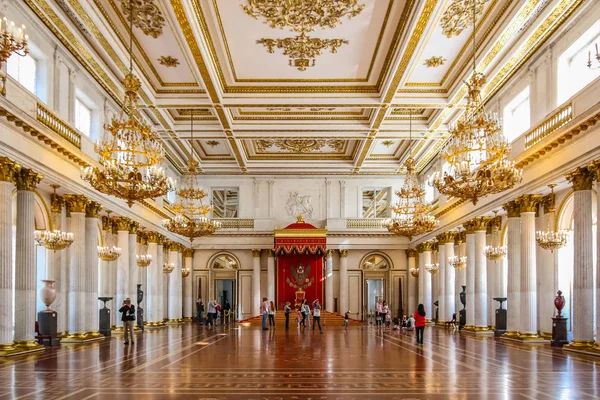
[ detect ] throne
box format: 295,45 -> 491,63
295,290 -> 305,309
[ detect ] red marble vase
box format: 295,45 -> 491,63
554,290 -> 565,317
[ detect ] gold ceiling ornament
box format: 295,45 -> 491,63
121,0 -> 165,38
34,184 -> 74,252
98,211 -> 122,262
384,111 -> 438,240
485,210 -> 506,261
163,110 -> 221,241
258,33 -> 348,71
432,1 -> 521,205
82,0 -> 175,207
423,56 -> 446,68
158,55 -> 179,67
536,184 -> 569,252
206,140 -> 219,148
256,138 -> 344,153
440,0 -> 488,38
382,140 -> 394,148
0,16 -> 28,66
241,0 -> 365,33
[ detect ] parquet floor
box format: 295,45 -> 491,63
1,322 -> 599,399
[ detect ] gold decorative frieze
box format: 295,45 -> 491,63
566,166 -> 594,191
345,218 -> 386,229
158,55 -> 179,67
214,219 -> 255,229
15,168 -> 42,191
256,139 -> 344,153
440,0 -> 488,38
0,157 -> 21,182
64,194 -> 89,213
121,0 -> 165,38
85,201 -> 103,218
423,56 -> 446,68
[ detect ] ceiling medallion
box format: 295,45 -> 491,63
440,0 -> 488,38
82,1 -> 175,207
242,0 -> 364,70
206,140 -> 219,148
423,56 -> 446,68
121,0 -> 165,38
256,138 -> 344,153
158,56 -> 179,67
432,3 -> 521,205
382,140 -> 394,148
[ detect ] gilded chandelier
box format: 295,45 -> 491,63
98,211 -> 122,262
449,229 -> 467,269
163,262 -> 174,274
81,0 -> 174,207
182,266 -> 190,278
536,184 -> 569,252
432,2 -> 521,205
425,242 -> 440,275
0,17 -> 28,65
384,112 -> 438,240
162,111 -> 221,240
136,254 -> 152,267
34,185 -> 74,252
485,211 -> 506,261
410,267 -> 420,278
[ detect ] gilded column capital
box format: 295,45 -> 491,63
157,233 -> 166,245
128,220 -> 139,235
85,201 -> 102,218
266,249 -> 275,257
252,249 -> 261,258
64,194 -> 89,213
50,193 -> 63,213
406,248 -> 417,258
431,241 -> 439,253
417,241 -> 433,252
588,159 -> 600,181
176,243 -> 184,252
183,248 -> 194,258
15,168 -> 42,191
112,216 -> 131,231
0,157 -> 21,182
464,217 -> 491,232
541,193 -> 556,214
325,249 -> 333,258
566,166 -> 594,191
454,231 -> 466,245
136,230 -> 146,244
516,194 -> 543,213
146,231 -> 160,243
436,232 -> 456,244
486,216 -> 502,234
502,200 -> 521,218
339,249 -> 348,258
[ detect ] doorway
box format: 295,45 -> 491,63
365,279 -> 385,322
215,279 -> 235,310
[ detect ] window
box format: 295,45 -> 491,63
557,20 -> 600,104
503,87 -> 530,142
361,188 -> 390,218
75,98 -> 92,136
7,53 -> 37,94
212,188 -> 239,218
166,188 -> 176,204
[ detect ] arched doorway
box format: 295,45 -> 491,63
360,252 -> 392,322
207,252 -> 240,320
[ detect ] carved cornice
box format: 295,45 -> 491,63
64,194 -> 89,213
112,216 -> 131,232
566,166 -> 594,191
252,249 -> 261,258
85,201 -> 102,218
515,194 -> 543,213
0,157 -> 20,183
15,168 -> 42,191
339,249 -> 348,258
436,232 -> 456,244
183,248 -> 194,258
503,200 -> 521,218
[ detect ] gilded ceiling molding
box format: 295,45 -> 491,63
158,56 -> 180,67
440,0 -> 488,38
255,139 -> 345,153
120,0 -> 165,38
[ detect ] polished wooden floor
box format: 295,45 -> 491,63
1,322 -> 599,399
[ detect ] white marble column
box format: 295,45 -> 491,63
128,222 -> 138,305
252,249 -> 261,316
518,195 -> 542,338
168,244 -> 180,322
339,249 -> 349,314
465,228 -> 475,329
157,238 -> 165,322
145,233 -> 160,325
109,226 -> 117,328
98,217 -> 110,299
50,193 -> 68,336
538,198 -> 557,338
421,243 -> 433,320
437,240 -> 446,323
325,250 -> 333,312
85,202 -> 101,335
0,159 -> 19,355
183,248 -> 193,320
455,235 -> 466,316
565,168 -> 596,349
503,201 -> 521,337
472,217 -> 491,332
417,245 -> 424,309
64,194 -> 88,337
114,217 -> 130,329
595,175 -> 600,351
444,237 -> 455,321
486,233 -> 494,328
407,249 -> 417,315
267,250 -> 275,303
176,248 -> 183,320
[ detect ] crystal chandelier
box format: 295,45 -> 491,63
425,241 -> 440,275
0,17 -> 28,65
384,111 -> 438,239
163,111 -> 221,240
98,211 -> 122,262
81,0 -> 174,207
431,2 -> 521,205
536,184 -> 569,252
485,211 -> 506,261
182,266 -> 190,278
163,262 -> 174,274
34,185 -> 74,252
448,229 -> 467,269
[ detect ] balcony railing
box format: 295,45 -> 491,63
524,103 -> 573,150
345,218 -> 387,229
214,218 -> 255,229
36,103 -> 82,149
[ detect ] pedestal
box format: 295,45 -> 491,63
494,297 -> 507,337
459,309 -> 466,330
551,317 -> 569,347
38,311 -> 60,346
99,297 -> 112,337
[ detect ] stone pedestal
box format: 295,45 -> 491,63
99,297 -> 112,336
38,311 -> 60,346
494,297 -> 507,337
551,317 -> 569,347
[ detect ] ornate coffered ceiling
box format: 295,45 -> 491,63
25,0 -> 586,175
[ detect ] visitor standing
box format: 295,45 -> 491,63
375,299 -> 383,327
224,301 -> 231,324
268,301 -> 276,328
344,311 -> 350,329
284,302 -> 292,329
119,298 -> 135,345
414,303 -> 426,345
261,297 -> 269,331
207,298 -> 217,328
196,298 -> 204,325
312,299 -> 323,333
300,299 -> 310,327
383,302 -> 390,330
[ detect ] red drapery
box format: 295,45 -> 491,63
277,254 -> 323,309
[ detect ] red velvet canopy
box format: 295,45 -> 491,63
274,217 -> 327,308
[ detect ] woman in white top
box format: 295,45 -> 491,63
300,300 -> 310,327
268,300 -> 276,328
312,299 -> 323,333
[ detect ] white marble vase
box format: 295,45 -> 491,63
40,279 -> 57,311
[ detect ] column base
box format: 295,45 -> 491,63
564,340 -> 600,355
145,321 -> 167,329
501,330 -> 521,339
177,318 -> 184,323
182,317 -> 192,322
0,342 -> 45,357
61,332 -> 105,343
56,331 -> 69,339
473,326 -> 495,336
540,331 -> 553,340
166,319 -> 181,325
501,332 -> 549,343
462,325 -> 475,332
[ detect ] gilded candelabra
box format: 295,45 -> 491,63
0,17 -> 28,65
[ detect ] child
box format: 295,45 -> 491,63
407,314 -> 415,331
344,311 -> 350,329
385,310 -> 391,330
